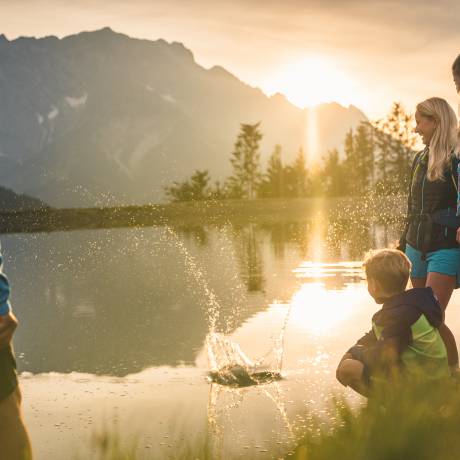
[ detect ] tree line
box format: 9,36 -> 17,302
164,103 -> 418,202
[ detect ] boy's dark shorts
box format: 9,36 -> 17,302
348,345 -> 372,387
0,346 -> 18,401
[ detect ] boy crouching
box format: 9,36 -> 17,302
336,249 -> 450,397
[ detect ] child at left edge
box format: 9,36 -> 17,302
336,248 -> 450,397
0,244 -> 33,459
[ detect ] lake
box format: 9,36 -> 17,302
3,209 -> 460,459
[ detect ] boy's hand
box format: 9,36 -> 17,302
0,312 -> 18,349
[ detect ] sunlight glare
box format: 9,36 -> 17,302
290,283 -> 362,336
306,106 -> 318,161
265,56 -> 355,108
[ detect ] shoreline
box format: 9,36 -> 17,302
0,196 -> 406,234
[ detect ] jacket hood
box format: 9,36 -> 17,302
383,287 -> 444,328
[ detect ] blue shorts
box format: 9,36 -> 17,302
405,244 -> 460,286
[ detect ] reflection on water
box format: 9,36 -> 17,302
294,261 -> 364,289
290,283 -> 361,336
2,217 -> 400,376
0,214 -> 417,458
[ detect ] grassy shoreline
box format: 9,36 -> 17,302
0,196 -> 406,234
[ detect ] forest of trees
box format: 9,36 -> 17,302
164,103 -> 418,202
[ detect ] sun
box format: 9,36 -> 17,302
264,55 -> 355,108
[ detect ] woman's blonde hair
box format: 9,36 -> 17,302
416,97 -> 458,181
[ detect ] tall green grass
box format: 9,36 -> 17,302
289,378 -> 460,460
86,427 -> 212,460
85,427 -> 137,460
85,379 -> 460,459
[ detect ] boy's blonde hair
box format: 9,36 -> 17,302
363,249 -> 412,295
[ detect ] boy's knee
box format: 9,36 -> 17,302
336,359 -> 364,386
336,360 -> 350,386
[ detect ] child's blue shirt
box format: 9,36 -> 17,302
0,244 -> 11,316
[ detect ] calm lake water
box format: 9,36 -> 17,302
3,214 -> 460,459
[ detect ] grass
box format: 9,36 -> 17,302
288,378 -> 460,460
87,426 -> 213,460
84,378 -> 460,459
0,196 -> 405,234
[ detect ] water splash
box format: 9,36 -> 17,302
206,302 -> 293,388
206,333 -> 254,372
164,225 -> 292,387
272,302 -> 293,373
260,382 -> 295,440
206,332 -> 283,387
162,226 -> 221,332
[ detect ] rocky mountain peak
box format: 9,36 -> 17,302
0,28 -> 367,207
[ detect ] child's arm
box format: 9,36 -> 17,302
340,329 -> 378,363
0,248 -> 16,349
353,330 -> 408,379
0,251 -> 11,317
0,312 -> 17,349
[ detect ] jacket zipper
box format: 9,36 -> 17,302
416,172 -> 426,249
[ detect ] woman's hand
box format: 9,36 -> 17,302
396,239 -> 405,252
457,227 -> 460,244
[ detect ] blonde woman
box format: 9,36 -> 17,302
399,97 -> 460,369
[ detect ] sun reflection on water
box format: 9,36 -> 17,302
293,261 -> 364,286
290,283 -> 360,335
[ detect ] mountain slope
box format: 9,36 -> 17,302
0,186 -> 47,211
0,28 -> 366,206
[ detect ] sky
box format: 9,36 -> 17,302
2,0 -> 460,118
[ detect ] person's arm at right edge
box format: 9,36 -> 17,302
0,249 -> 17,349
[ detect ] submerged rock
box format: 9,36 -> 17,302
208,364 -> 282,387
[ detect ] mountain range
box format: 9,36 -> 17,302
0,28 -> 366,206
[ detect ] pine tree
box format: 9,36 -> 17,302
373,103 -> 417,194
164,170 -> 211,202
373,128 -> 391,194
320,148 -> 348,196
343,124 -> 374,196
228,123 -> 263,199
259,144 -> 285,198
354,122 -> 375,192
294,147 -> 308,196
285,148 -> 308,197
385,103 -> 417,192
342,129 -> 357,195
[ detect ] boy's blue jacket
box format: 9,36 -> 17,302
347,287 -> 446,376
0,249 -> 11,316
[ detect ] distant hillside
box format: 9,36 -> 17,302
0,186 -> 47,211
0,28 -> 366,206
